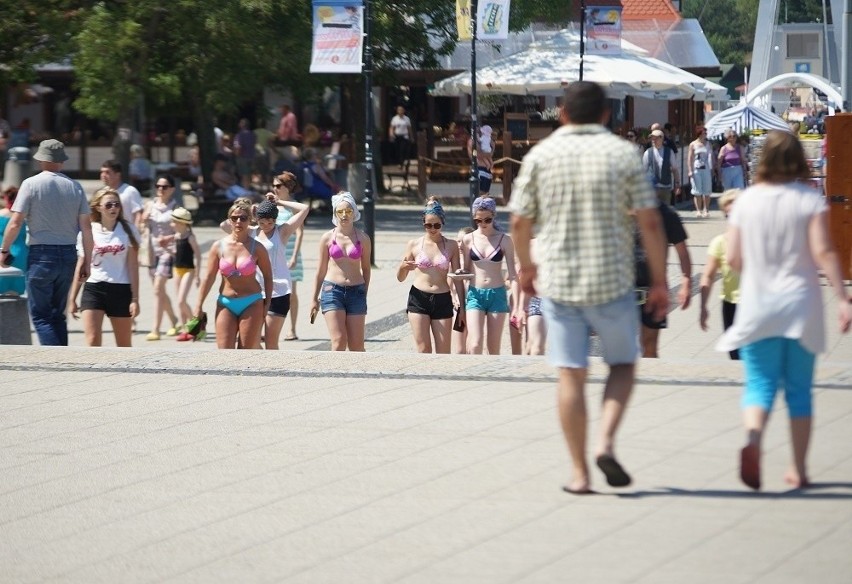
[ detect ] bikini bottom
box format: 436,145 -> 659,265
218,293 -> 264,317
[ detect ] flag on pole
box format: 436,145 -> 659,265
310,1 -> 364,73
477,0 -> 511,41
585,6 -> 622,55
457,0 -> 473,41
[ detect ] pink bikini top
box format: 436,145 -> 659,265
328,229 -> 362,260
414,237 -> 450,270
219,238 -> 257,277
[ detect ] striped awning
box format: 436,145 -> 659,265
704,103 -> 791,138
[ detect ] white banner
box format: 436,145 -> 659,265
477,0 -> 511,41
310,1 -> 364,73
585,6 -> 622,55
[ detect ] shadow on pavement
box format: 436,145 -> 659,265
618,482 -> 852,500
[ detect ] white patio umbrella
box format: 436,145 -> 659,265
704,103 -> 791,138
430,30 -> 727,101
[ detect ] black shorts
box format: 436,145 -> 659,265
477,166 -> 493,193
81,281 -> 132,317
406,286 -> 454,320
267,294 -> 291,318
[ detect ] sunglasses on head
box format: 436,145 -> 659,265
102,201 -> 121,209
229,215 -> 249,223
423,222 -> 443,230
156,184 -> 171,189
473,217 -> 494,225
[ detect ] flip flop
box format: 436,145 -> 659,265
284,334 -> 298,341
740,444 -> 761,490
562,486 -> 596,495
596,454 -> 632,487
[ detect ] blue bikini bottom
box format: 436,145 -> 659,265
218,293 -> 263,317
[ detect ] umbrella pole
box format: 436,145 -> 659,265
469,0 -> 480,212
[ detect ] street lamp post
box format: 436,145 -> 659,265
579,0 -> 586,81
469,0 -> 479,210
363,0 -> 376,265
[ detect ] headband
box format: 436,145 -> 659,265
471,196 -> 497,215
331,191 -> 361,226
422,201 -> 445,221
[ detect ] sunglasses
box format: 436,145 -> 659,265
473,217 -> 494,225
156,184 -> 171,190
335,207 -> 354,216
272,183 -> 283,188
102,201 -> 121,209
423,222 -> 443,230
626,134 -> 636,138
229,215 -> 249,223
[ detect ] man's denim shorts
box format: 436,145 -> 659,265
542,291 -> 640,368
319,281 -> 367,315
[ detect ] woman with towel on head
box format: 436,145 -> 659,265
311,192 -> 372,351
397,197 -> 466,353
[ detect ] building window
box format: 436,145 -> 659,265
786,33 -> 820,59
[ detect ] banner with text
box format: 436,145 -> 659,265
457,0 -> 511,41
585,6 -> 622,55
310,1 -> 364,73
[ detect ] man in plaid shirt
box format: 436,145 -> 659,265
510,82 -> 668,494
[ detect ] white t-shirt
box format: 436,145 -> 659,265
390,114 -> 411,138
117,183 -> 143,223
77,222 -> 140,284
250,226 -> 291,298
716,182 -> 827,354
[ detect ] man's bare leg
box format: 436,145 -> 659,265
557,367 -> 590,492
596,363 -> 635,459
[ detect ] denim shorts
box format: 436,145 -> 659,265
320,281 -> 367,315
542,291 -> 640,368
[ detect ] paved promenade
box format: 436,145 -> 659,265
2,190 -> 851,582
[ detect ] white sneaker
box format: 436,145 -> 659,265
703,210 -> 710,218
695,211 -> 702,218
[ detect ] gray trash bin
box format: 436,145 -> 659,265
3,147 -> 32,189
0,267 -> 32,345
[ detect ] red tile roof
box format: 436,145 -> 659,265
622,0 -> 680,21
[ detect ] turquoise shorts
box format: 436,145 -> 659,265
740,337 -> 815,417
466,285 -> 509,314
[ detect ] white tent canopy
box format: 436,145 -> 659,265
430,29 -> 728,101
704,103 -> 791,138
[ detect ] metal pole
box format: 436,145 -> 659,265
843,0 -> 852,110
469,0 -> 479,210
362,0 -> 376,266
579,0 -> 586,81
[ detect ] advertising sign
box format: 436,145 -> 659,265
310,1 -> 364,73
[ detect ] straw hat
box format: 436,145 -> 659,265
171,207 -> 193,225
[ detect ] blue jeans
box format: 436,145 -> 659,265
27,244 -> 78,346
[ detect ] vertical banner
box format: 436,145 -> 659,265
310,1 -> 364,73
585,6 -> 622,55
477,0 -> 511,41
457,0 -> 472,41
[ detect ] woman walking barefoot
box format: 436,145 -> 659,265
271,172 -> 305,341
459,196 -> 517,354
717,131 -> 850,490
397,197 -> 465,353
141,174 -> 180,340
195,201 -> 273,349
311,192 -> 372,351
67,189 -> 140,347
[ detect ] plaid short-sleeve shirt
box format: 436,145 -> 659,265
509,124 -> 657,306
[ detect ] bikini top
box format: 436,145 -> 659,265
470,234 -> 504,263
218,238 -> 257,277
414,237 -> 450,270
328,229 -> 362,260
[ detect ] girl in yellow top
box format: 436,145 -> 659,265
699,189 -> 741,359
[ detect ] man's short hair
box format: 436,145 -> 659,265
562,82 -> 606,124
101,159 -> 122,173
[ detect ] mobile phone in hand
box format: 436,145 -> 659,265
310,307 -> 318,324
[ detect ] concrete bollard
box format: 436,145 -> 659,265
0,267 -> 32,345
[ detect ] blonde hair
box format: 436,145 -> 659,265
719,189 -> 740,209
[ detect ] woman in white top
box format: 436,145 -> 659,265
687,125 -> 713,217
68,188 -> 140,347
717,131 -> 850,491
388,105 -> 413,167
